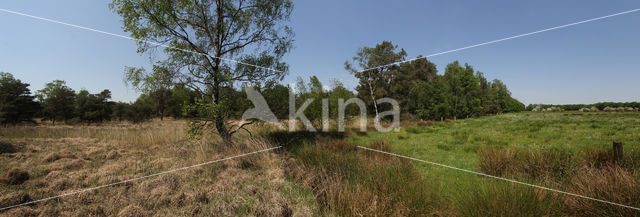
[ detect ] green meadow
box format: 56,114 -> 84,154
340,112 -> 640,216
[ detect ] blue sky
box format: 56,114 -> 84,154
1,0 -> 639,105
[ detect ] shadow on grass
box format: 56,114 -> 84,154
264,130 -> 345,151
0,141 -> 18,154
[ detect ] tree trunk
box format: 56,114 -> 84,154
367,71 -> 380,123
212,0 -> 233,146
216,116 -> 232,145
212,80 -> 232,145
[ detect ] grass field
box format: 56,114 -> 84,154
2,112 -> 640,216
346,112 -> 640,216
0,120 -> 318,217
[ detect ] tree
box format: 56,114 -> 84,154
170,84 -> 200,118
345,41 -> 407,120
127,94 -> 154,123
327,79 -> 357,119
476,72 -> 498,115
261,83 -> 290,119
443,62 -> 482,119
125,65 -> 175,120
37,80 -> 76,125
111,0 -> 294,145
491,79 -> 524,113
393,56 -> 437,113
306,76 -> 325,123
75,89 -> 113,124
112,102 -> 129,121
0,72 -> 39,126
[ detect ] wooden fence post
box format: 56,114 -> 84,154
613,141 -> 623,163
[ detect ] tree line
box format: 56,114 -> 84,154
526,102 -> 640,111
0,72 -> 200,125
0,45 -> 530,127
345,41 -> 525,121
0,71 -> 358,126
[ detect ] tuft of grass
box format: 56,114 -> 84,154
455,180 -> 563,217
566,165 -> 640,216
478,147 -> 575,182
284,137 -> 445,216
4,168 -> 30,185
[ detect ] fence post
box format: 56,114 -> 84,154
613,141 -> 623,163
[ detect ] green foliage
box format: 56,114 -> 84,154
345,41 -> 407,114
444,62 -> 482,118
75,89 -> 113,124
36,80 -> 76,124
110,0 -> 295,144
0,72 -> 39,125
261,83 -> 291,119
169,84 -> 200,118
305,76 -> 326,123
127,94 -> 154,123
347,41 -> 524,121
292,77 -> 359,127
328,79 -> 358,118
124,65 -> 177,120
405,62 -> 523,120
182,97 -> 235,139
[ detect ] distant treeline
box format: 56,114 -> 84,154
2,48 -> 526,126
0,72 -> 199,125
526,102 -> 640,111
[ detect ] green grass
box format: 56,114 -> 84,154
347,112 -> 640,215
351,112 -> 640,169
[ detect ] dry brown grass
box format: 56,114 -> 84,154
284,139 -> 444,216
477,147 -> 640,216
567,165 -> 640,216
0,119 -> 318,216
478,147 -> 575,183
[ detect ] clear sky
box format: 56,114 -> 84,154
1,0 -> 639,105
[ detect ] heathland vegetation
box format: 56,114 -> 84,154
2,0 -> 640,216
